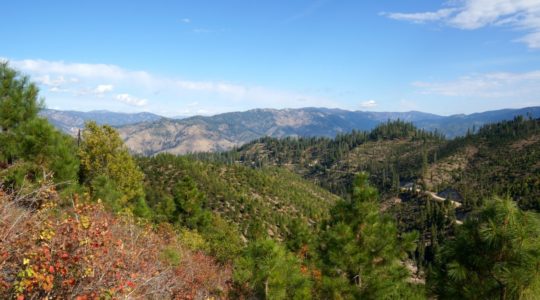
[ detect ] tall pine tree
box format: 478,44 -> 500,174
431,197 -> 540,299
319,172 -> 422,299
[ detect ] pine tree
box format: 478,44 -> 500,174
430,197 -> 540,299
171,175 -> 212,230
0,63 -> 79,186
319,172 -> 421,299
233,239 -> 312,299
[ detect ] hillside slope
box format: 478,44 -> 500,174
425,116 -> 540,210
199,117 -> 540,212
138,154 -> 341,240
196,120 -> 445,196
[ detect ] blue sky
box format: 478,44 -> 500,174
1,0 -> 540,116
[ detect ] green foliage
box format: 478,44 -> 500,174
319,173 -> 422,299
139,153 -> 338,241
435,117 -> 540,210
4,64 -> 540,299
0,63 -> 79,187
159,246 -> 182,267
233,239 -> 312,299
89,175 -> 123,211
0,161 -> 40,188
141,156 -> 248,262
171,176 -> 212,230
370,119 -> 443,141
0,62 -> 41,138
202,216 -> 244,263
430,197 -> 540,299
153,194 -> 176,223
193,120 -> 444,197
178,228 -> 209,252
285,218 -> 315,253
78,121 -> 147,215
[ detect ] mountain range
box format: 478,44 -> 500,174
41,106 -> 540,155
40,109 -> 164,135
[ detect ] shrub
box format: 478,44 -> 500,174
0,181 -> 231,299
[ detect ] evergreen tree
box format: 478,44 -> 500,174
171,176 -> 212,230
0,63 -> 78,186
319,172 -> 421,299
430,197 -> 540,299
233,239 -> 312,299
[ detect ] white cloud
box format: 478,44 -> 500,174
381,8 -> 456,23
94,84 -> 114,94
519,31 -> 540,48
49,86 -> 69,93
413,70 -> 540,98
382,0 -> 540,48
181,18 -> 191,23
6,58 -> 338,114
9,59 -> 247,96
36,75 -> 67,87
360,100 -> 377,108
115,94 -> 148,107
11,59 -> 133,80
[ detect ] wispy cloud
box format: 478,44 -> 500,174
413,70 -> 540,99
6,58 -> 337,115
382,0 -> 540,48
35,75 -> 78,87
181,18 -> 191,23
381,8 -> 456,24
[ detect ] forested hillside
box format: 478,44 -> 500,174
427,116 -> 540,210
3,63 -> 540,299
194,120 -> 446,196
199,117 -> 539,210
138,154 -> 340,241
193,116 -> 540,284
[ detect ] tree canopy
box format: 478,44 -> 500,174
431,197 -> 540,299
0,62 -> 78,186
319,173 -> 421,299
78,121 -> 148,215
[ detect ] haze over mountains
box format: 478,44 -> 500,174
40,109 -> 164,135
42,106 -> 540,155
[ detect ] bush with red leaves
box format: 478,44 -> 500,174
0,183 -> 231,299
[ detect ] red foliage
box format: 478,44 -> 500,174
0,186 -> 231,299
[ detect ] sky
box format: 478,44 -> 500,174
2,0 -> 540,117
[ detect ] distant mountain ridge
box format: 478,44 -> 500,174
40,109 -> 164,135
40,107 -> 540,155
415,107 -> 540,137
115,106 -> 540,155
